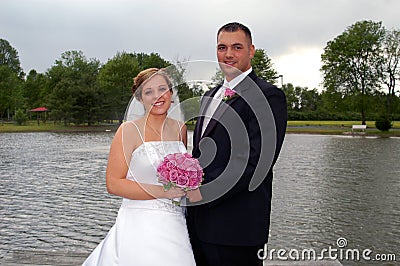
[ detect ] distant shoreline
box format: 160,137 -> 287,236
1,121 -> 399,137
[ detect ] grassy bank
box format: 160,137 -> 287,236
0,121 -> 118,133
287,120 -> 400,136
288,120 -> 400,128
1,120 -> 400,136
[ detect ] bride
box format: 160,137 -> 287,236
83,68 -> 196,265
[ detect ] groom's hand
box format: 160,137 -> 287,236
186,189 -> 203,202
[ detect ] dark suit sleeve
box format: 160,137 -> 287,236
267,87 -> 287,165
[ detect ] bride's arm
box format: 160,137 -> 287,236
105,123 -> 185,200
180,123 -> 188,148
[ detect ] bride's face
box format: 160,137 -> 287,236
140,74 -> 172,116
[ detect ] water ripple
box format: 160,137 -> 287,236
1,132 -> 399,264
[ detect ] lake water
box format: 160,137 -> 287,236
0,132 -> 399,265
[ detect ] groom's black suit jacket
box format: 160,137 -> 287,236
187,71 -> 287,246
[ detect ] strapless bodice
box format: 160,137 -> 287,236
126,141 -> 187,185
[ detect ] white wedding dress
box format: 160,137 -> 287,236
83,139 -> 196,266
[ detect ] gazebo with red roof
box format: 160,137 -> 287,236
30,107 -> 48,112
29,107 -> 49,124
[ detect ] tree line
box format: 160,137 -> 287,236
1,49 -> 172,125
1,20 -> 399,127
284,20 -> 400,127
0,42 -> 278,126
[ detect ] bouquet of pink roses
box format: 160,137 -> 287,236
157,153 -> 203,204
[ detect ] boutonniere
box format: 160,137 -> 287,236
222,88 -> 238,102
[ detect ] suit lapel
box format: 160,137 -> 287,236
201,72 -> 256,138
201,95 -> 240,138
193,85 -> 221,146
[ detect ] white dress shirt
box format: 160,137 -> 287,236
201,67 -> 252,136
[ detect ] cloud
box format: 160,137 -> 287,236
274,47 -> 324,89
1,0 -> 399,89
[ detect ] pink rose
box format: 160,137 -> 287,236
176,175 -> 189,188
225,88 -> 236,97
176,153 -> 187,165
188,177 -> 200,189
197,172 -> 203,181
169,169 -> 179,182
157,152 -> 203,191
222,88 -> 238,102
165,161 -> 173,169
181,159 -> 195,171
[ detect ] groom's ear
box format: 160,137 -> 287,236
249,44 -> 255,60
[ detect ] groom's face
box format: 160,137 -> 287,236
217,29 -> 255,80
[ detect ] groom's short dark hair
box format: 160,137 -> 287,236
217,22 -> 252,43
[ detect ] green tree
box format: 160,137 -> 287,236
300,88 -> 321,112
282,84 -> 325,120
97,52 -> 169,123
282,83 -> 301,111
162,60 -> 206,123
14,109 -> 28,125
0,66 -> 24,120
24,70 -> 48,109
97,52 -> 139,123
319,88 -> 346,114
135,52 -> 170,70
252,49 -> 279,84
321,20 -> 385,124
0,39 -> 25,121
46,51 -> 100,125
0,39 -> 24,78
166,60 -> 202,104
379,29 -> 400,117
211,68 -> 224,84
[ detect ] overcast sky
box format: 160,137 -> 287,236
1,0 -> 399,89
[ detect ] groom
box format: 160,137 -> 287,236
186,22 -> 287,265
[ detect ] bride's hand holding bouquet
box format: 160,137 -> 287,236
157,152 -> 203,205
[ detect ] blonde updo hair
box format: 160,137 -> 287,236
131,68 -> 173,100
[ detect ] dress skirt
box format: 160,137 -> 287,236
83,198 -> 196,266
